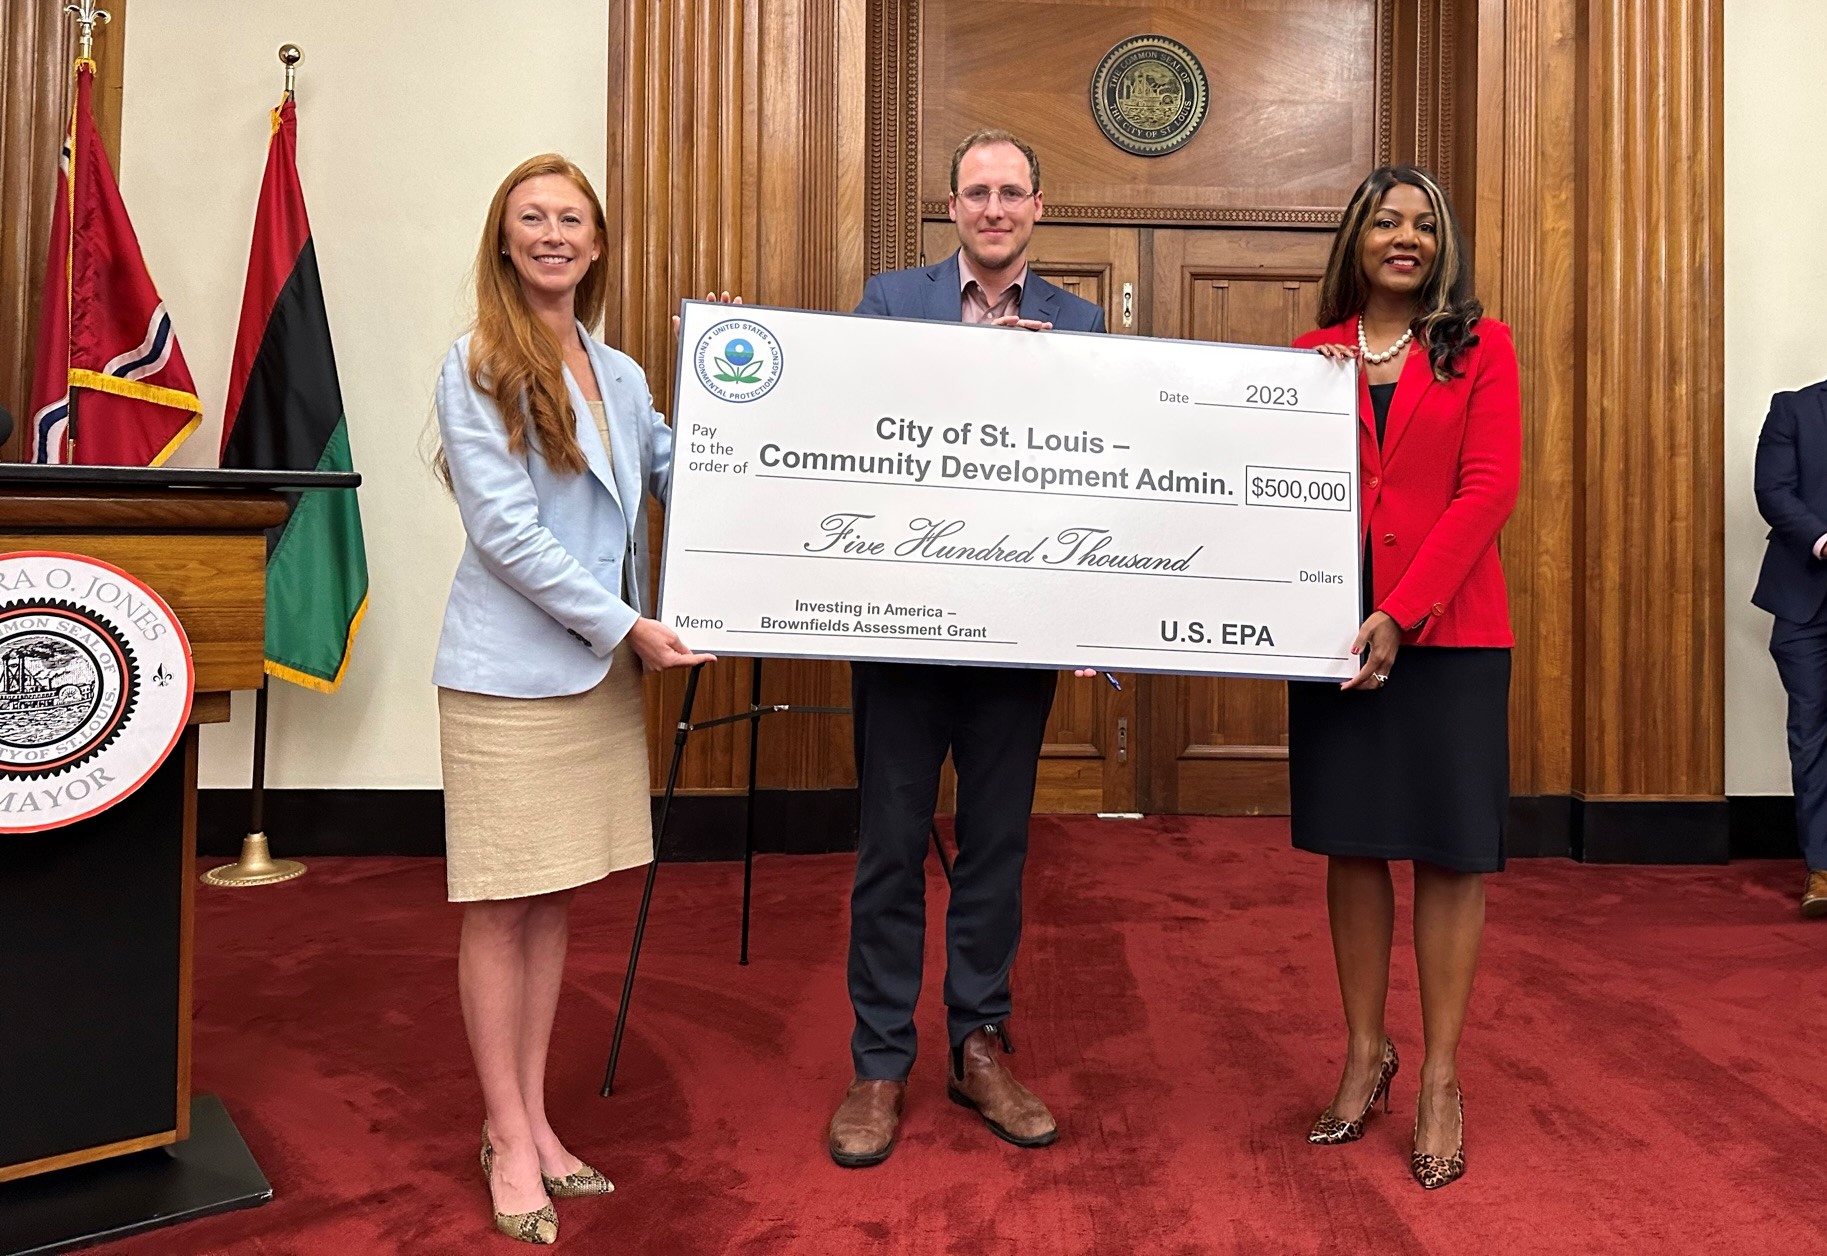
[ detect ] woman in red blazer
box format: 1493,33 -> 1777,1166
1288,165 -> 1521,1191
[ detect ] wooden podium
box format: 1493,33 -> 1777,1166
0,465 -> 357,1254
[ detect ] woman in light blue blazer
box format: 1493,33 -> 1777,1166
433,153 -> 715,1245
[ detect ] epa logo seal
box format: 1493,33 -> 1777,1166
694,318 -> 784,404
0,552 -> 193,834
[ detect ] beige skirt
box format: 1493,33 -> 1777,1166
438,643 -> 653,902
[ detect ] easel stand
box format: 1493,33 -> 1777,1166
600,657 -> 952,1096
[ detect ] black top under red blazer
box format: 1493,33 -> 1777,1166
1292,317 -> 1522,647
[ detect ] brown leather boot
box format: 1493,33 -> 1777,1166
947,1026 -> 1058,1148
827,1079 -> 905,1168
1804,869 -> 1827,920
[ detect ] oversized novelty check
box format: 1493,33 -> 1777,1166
659,301 -> 1363,681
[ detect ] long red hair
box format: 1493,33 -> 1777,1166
450,155 -> 610,481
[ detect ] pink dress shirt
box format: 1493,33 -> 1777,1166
959,254 -> 1028,325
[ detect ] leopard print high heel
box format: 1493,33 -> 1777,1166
1308,1038 -> 1398,1145
1410,1087 -> 1466,1190
481,1123 -> 559,1245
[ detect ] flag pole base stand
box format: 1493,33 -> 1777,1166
200,833 -> 305,887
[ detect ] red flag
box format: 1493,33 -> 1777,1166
26,60 -> 200,465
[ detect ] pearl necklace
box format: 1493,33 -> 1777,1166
1357,317 -> 1414,366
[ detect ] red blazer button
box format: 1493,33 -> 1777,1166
1383,533 -> 1397,546
1366,476 -> 1380,490
1432,602 -> 1446,616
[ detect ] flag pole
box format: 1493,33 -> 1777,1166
200,43 -> 313,889
64,1 -> 109,61
279,42 -> 301,96
60,3 -> 109,461
201,679 -> 306,886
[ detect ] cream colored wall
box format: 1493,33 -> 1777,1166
120,1 -> 608,788
1725,2 -> 1827,796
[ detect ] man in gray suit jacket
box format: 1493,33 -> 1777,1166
827,129 -> 1106,1168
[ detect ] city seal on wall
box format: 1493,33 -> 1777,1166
0,552 -> 194,834
1090,34 -> 1210,157
693,318 -> 785,404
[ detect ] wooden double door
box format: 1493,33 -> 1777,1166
918,221 -> 1333,815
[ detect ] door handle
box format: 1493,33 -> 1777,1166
1116,716 -> 1128,764
1121,283 -> 1134,329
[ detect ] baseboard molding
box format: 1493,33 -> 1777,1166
1728,795 -> 1801,861
198,788 -> 1783,866
1505,794 -> 1747,864
650,790 -> 859,861
197,788 -> 860,863
1506,796 -> 1574,859
199,789 -> 446,860
1572,799 -> 1730,864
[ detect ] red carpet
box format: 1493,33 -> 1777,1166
91,818 -> 1827,1255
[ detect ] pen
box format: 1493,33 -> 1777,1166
1103,671 -> 1122,692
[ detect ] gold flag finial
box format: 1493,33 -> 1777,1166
278,43 -> 303,96
63,1 -> 111,63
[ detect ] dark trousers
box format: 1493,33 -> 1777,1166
846,661 -> 1057,1080
1772,609 -> 1827,870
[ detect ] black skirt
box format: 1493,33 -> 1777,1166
1286,646 -> 1511,873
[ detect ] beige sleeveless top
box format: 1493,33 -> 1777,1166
588,400 -> 613,468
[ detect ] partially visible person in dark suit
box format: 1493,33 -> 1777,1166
824,128 -> 1104,1171
1753,379 -> 1827,919
1291,165 -> 1521,1191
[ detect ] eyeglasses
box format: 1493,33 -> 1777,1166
955,185 -> 1036,210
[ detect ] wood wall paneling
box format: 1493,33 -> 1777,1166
1579,0 -> 1723,800
918,0 -> 1390,228
613,0 -> 1725,821
1415,0 -> 1457,188
1,0 -> 62,463
867,0 -> 921,275
611,0 -> 763,793
752,0 -> 867,794
0,0 -> 127,463
1472,0 -> 1580,800
611,0 -> 864,795
1144,228 -> 1330,814
1472,0 -> 1723,811
89,0 -> 124,163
